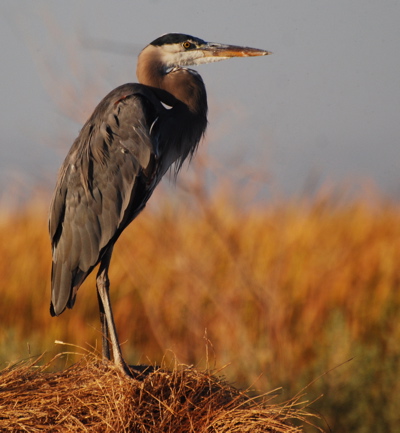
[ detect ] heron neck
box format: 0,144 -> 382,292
137,50 -> 207,116
161,68 -> 207,116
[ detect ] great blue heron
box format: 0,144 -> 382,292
49,33 -> 270,376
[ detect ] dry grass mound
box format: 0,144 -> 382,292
0,353 -> 318,432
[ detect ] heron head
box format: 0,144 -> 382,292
143,33 -> 271,71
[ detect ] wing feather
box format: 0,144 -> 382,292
50,84 -> 159,315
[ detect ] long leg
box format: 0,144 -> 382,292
96,247 -> 132,377
97,289 -> 111,360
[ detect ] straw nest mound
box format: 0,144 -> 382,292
0,353 -> 319,432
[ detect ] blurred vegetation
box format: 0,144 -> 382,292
1,180 -> 399,432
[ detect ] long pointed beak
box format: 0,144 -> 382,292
202,42 -> 271,58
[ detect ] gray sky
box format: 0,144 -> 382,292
1,0 -> 399,204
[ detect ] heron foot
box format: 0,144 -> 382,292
116,359 -> 135,378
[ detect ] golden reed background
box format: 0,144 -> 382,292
1,181 -> 399,431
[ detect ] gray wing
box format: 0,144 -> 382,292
49,84 -> 160,316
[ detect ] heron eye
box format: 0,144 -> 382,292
182,41 -> 192,49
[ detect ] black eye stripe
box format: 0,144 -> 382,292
150,34 -> 206,47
